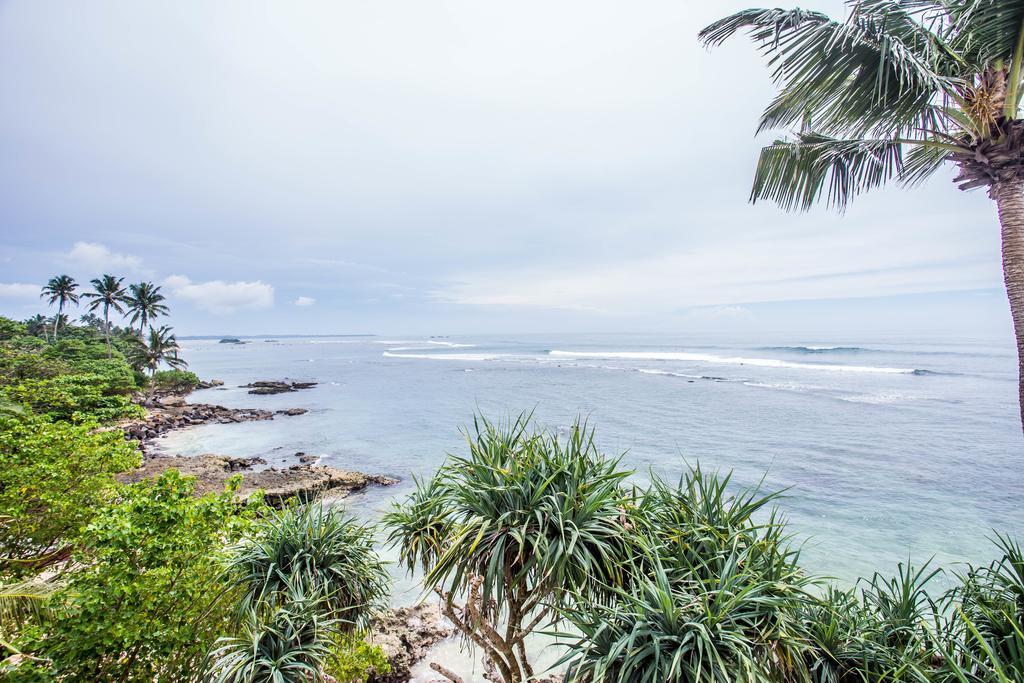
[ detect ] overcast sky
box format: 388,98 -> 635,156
0,0 -> 1013,338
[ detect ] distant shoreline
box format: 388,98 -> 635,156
178,333 -> 379,340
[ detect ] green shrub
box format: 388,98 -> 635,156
1,375 -> 142,423
0,414 -> 140,569
0,318 -> 26,342
152,369 -> 201,393
0,347 -> 67,385
32,471 -> 263,681
325,632 -> 391,682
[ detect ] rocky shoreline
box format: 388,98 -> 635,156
119,381 -> 396,505
118,380 -> 462,681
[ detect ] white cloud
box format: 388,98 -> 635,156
0,283 -> 40,300
64,241 -> 146,274
164,275 -> 274,314
432,217 -> 1000,315
293,296 -> 315,307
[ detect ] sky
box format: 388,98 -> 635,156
0,0 -> 1014,339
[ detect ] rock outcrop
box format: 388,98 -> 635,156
118,454 -> 396,505
123,402 -> 275,445
242,380 -> 318,395
367,604 -> 454,683
123,398 -> 309,453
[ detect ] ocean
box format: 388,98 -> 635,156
162,333 -> 1024,591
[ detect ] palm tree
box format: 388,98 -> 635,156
23,314 -> 48,339
39,275 -> 79,340
131,325 -> 188,375
81,274 -> 128,357
699,1 -> 1024,429
125,282 -> 169,336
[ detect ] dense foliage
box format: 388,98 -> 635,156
22,472 -> 262,682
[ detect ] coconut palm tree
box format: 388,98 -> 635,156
39,275 -> 79,340
125,281 -> 169,336
23,314 -> 48,339
81,274 -> 128,357
131,325 -> 188,375
699,1 -> 1024,428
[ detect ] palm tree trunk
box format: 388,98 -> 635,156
103,306 -> 112,358
52,301 -> 62,341
994,179 -> 1024,432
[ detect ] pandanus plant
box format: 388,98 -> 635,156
700,0 -> 1024,429
384,414 -> 636,683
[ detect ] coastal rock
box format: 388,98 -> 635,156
276,407 -> 308,416
197,379 -> 225,389
367,604 -> 454,683
242,380 -> 318,395
219,338 -> 245,344
122,402 -> 275,450
118,455 -> 395,505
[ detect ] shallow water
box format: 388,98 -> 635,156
162,332 -> 1023,588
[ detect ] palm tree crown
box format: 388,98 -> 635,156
81,274 -> 129,357
700,0 -> 1024,428
39,275 -> 79,340
131,325 -> 187,375
126,282 -> 169,335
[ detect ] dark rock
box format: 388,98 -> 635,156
123,402 -> 274,454
276,408 -> 308,416
367,603 -> 454,683
298,454 -> 318,464
219,338 -> 245,344
241,380 -> 318,395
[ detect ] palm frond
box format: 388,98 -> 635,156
0,579 -> 56,635
700,4 -> 960,138
751,134 -> 905,211
949,0 -> 1024,68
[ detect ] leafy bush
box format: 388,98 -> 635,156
0,318 -> 26,342
0,346 -> 67,385
0,414 -> 140,569
2,375 -> 142,423
30,471 -> 263,681
325,632 -> 391,682
152,369 -> 201,393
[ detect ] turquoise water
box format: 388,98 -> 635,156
162,333 -> 1023,588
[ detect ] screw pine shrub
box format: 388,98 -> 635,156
384,413 -> 641,683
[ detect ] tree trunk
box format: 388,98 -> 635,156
52,301 -> 62,340
103,306 -> 112,358
994,179 -> 1024,431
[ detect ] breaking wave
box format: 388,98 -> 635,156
548,350 -> 920,375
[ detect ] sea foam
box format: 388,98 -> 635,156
548,350 -> 918,374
